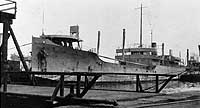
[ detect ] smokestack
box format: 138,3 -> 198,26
169,49 -> 172,56
151,42 -> 157,55
151,42 -> 157,48
122,29 -> 126,61
162,43 -> 164,56
198,45 -> 200,56
187,49 -> 189,66
179,51 -> 181,58
97,31 -> 100,55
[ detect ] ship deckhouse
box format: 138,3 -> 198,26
115,43 -> 159,66
40,26 -> 82,49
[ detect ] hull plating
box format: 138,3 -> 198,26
31,37 -> 185,81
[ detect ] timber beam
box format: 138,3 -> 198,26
50,74 -> 101,100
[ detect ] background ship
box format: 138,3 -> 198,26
115,40 -> 185,75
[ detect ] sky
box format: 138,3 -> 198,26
1,0 -> 200,62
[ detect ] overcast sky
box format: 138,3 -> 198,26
1,0 -> 200,62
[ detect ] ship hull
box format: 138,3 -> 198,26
32,37 -> 184,82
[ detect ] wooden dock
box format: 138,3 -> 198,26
3,71 -> 199,108
1,84 -> 200,108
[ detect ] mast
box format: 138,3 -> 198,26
42,0 -> 45,36
161,43 -> 164,56
97,31 -> 100,55
150,29 -> 153,46
139,4 -> 143,47
198,45 -> 200,57
42,10 -> 45,35
122,29 -> 126,61
186,49 -> 189,66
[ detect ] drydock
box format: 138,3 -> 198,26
1,0 -> 200,108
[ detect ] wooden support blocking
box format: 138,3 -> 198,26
84,75 -> 88,88
70,85 -> 75,95
156,75 -> 159,93
136,75 -> 139,92
136,75 -> 143,92
138,77 -> 143,92
60,75 -> 64,96
76,75 -> 81,97
158,76 -> 174,93
3,73 -> 8,92
51,81 -> 61,101
80,75 -> 101,98
51,75 -> 64,101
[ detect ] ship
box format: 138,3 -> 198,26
179,45 -> 200,82
115,37 -> 185,75
31,4 -> 185,82
31,26 -> 148,82
114,4 -> 185,75
31,26 -> 185,82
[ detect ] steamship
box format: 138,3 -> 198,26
31,25 -> 185,82
31,5 -> 185,82
32,26 -> 147,82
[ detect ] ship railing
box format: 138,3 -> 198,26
0,0 -> 16,17
116,43 -> 153,50
81,44 -> 97,53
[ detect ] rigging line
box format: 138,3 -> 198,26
8,42 -> 32,50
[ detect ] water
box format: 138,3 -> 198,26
93,81 -> 200,94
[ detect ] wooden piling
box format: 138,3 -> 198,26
60,75 -> 64,96
76,75 -> 81,97
136,75 -> 139,92
156,75 -> 159,93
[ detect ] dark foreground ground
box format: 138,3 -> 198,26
1,84 -> 200,108
1,92 -> 53,108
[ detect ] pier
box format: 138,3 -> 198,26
1,71 -> 187,107
1,82 -> 200,108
